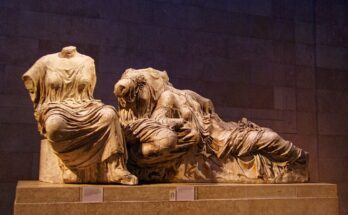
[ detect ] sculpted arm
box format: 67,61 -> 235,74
184,90 -> 215,114
86,59 -> 97,94
23,76 -> 36,100
151,91 -> 184,128
22,58 -> 45,107
81,58 -> 97,99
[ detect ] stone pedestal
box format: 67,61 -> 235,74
14,181 -> 339,215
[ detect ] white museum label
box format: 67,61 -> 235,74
81,186 -> 103,203
170,186 -> 195,201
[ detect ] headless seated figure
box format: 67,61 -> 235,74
23,46 -> 137,185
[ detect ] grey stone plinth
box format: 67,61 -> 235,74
14,181 -> 339,215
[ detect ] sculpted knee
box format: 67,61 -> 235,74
141,131 -> 177,158
157,132 -> 177,149
45,115 -> 66,141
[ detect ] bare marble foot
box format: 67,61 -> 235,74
106,155 -> 138,185
110,168 -> 139,185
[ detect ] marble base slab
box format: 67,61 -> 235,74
14,181 -> 339,215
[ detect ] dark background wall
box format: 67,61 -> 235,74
0,0 -> 347,214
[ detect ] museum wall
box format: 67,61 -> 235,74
0,0 -> 347,214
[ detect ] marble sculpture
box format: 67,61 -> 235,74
114,68 -> 309,183
23,47 -> 309,185
22,46 -> 138,185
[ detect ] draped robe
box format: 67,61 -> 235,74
23,52 -> 125,170
116,68 -> 309,183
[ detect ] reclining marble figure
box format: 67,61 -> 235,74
114,68 -> 309,183
22,46 -> 138,185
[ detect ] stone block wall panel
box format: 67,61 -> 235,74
0,0 -> 347,214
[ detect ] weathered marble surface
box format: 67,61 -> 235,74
23,47 -> 309,185
115,68 -> 309,183
23,46 -> 137,185
14,181 -> 338,215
